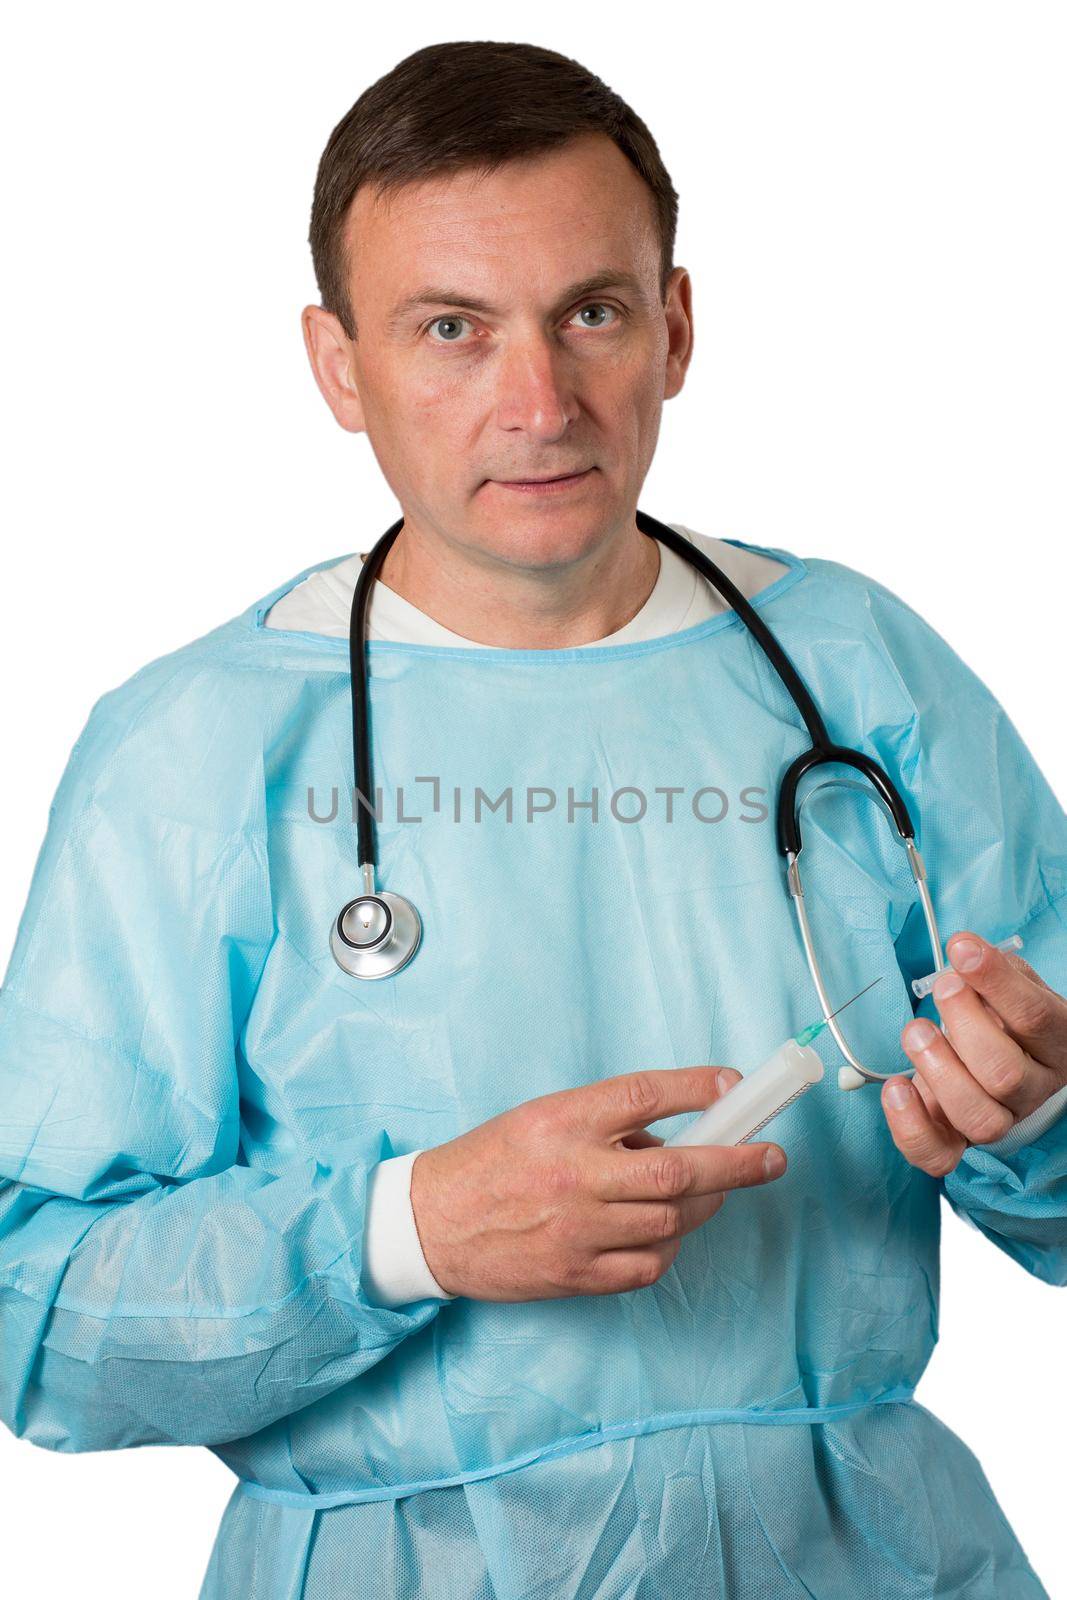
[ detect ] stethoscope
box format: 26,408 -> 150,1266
331,508 -> 945,1086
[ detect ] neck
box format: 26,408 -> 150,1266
374,516 -> 662,648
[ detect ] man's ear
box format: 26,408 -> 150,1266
301,304 -> 367,434
662,266 -> 694,402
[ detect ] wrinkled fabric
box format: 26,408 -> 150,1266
0,536 -> 1064,1599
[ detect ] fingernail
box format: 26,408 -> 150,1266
764,1147 -> 786,1178
933,972 -> 965,1001
949,937 -> 982,973
884,1079 -> 912,1109
904,1019 -> 938,1050
717,1068 -> 741,1094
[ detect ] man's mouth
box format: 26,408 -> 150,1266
489,468 -> 596,493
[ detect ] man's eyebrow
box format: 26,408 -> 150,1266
385,270 -> 654,333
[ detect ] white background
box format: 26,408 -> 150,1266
1,3 -> 1064,1595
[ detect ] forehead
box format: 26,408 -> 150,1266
345,134 -> 660,306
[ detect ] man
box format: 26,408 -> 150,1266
1,39 -> 1065,1600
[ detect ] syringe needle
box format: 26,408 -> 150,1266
825,975 -> 882,1025
795,977 -> 883,1047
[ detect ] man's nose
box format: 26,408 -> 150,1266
493,333 -> 578,437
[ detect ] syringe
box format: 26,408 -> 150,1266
664,979 -> 882,1149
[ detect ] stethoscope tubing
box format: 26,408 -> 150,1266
340,509 -> 945,1083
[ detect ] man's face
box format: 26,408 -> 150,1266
303,132 -> 692,573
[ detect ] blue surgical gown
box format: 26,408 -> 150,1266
1,538 -> 1065,1599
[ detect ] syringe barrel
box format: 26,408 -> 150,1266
663,1038 -> 824,1148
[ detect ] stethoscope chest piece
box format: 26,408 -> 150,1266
331,892 -> 422,980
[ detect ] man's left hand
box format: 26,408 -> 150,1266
882,930 -> 1067,1175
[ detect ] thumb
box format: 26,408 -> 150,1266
616,1068 -> 743,1149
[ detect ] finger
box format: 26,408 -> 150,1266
881,1074 -> 967,1176
581,1244 -> 680,1295
983,1001 -> 1008,1033
566,1065 -> 742,1141
909,1064 -> 965,1140
900,1012 -> 1018,1145
930,969 -> 1055,1120
945,931 -> 1067,1073
590,1191 -> 726,1249
596,1136 -> 786,1202
617,1129 -> 665,1150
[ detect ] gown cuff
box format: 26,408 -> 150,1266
361,1148 -> 458,1307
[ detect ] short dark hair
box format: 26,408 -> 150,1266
309,40 -> 679,340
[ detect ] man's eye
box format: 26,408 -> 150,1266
426,315 -> 472,344
570,302 -> 619,329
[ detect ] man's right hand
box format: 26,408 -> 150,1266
408,1066 -> 787,1303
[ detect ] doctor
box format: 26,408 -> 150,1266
2,38 -> 1066,1600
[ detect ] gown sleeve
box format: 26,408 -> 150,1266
867,577 -> 1067,1287
0,666 -> 446,1454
